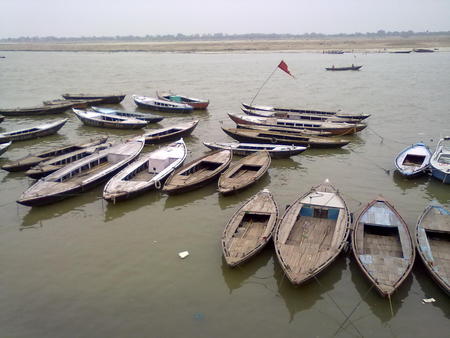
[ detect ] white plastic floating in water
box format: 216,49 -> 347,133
422,298 -> 436,304
178,251 -> 189,259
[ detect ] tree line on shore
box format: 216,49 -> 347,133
1,30 -> 449,43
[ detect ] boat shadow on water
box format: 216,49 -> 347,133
392,169 -> 430,191
163,184 -> 218,210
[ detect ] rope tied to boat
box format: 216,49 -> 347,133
154,179 -> 162,190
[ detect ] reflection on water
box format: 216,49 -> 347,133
163,184 -> 218,210
392,170 -> 430,191
424,179 -> 450,206
217,176 -> 271,210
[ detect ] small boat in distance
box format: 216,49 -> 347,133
163,149 -> 232,194
0,115 -> 4,123
203,141 -> 307,158
73,108 -> 148,129
0,102 -> 73,116
413,48 -> 435,53
91,106 -> 163,123
218,151 -> 271,195
352,197 -> 415,297
430,136 -> 450,184
394,142 -> 432,177
157,91 -> 209,109
62,93 -> 126,104
103,139 -> 187,202
222,189 -> 278,267
415,201 -> 450,294
326,64 -> 362,71
141,120 -> 199,144
0,119 -> 68,143
133,95 -> 194,113
0,141 -> 12,156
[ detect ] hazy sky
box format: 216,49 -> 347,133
1,0 -> 449,38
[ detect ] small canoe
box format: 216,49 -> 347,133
103,139 -> 187,202
43,98 -> 104,107
274,180 -> 350,285
141,120 -> 199,144
0,141 -> 12,156
352,197 -> 415,297
203,141 -> 307,158
133,95 -> 194,113
25,142 -> 112,179
17,138 -> 145,206
0,118 -> 68,143
73,108 -> 148,129
218,151 -> 271,195
2,136 -> 108,172
157,91 -> 209,109
163,149 -> 232,194
221,127 -> 350,148
325,65 -> 362,71
395,142 -> 432,177
236,123 -> 333,137
0,102 -> 72,116
416,201 -> 450,294
91,106 -> 164,123
430,137 -> 450,184
222,189 -> 279,267
62,93 -> 126,104
241,103 -> 370,121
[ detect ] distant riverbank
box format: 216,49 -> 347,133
1,35 -> 450,53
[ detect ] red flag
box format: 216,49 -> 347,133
278,60 -> 294,78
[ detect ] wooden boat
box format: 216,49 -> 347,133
222,127 -> 350,148
0,115 -> 4,123
91,106 -> 163,123
413,48 -> 435,53
25,142 -> 112,179
236,123 -> 333,137
242,107 -> 361,124
17,138 -> 145,206
222,189 -> 278,267
0,102 -> 73,116
325,65 -> 362,71
0,118 -> 68,143
394,142 -> 432,177
242,103 -> 370,121
274,180 -> 350,285
103,139 -> 187,202
0,141 -> 12,156
430,137 -> 450,184
162,149 -> 232,194
157,91 -> 209,109
352,197 -> 415,297
228,113 -> 366,135
415,201 -> 450,294
61,93 -> 126,104
203,141 -> 307,158
43,98 -> 105,107
141,120 -> 198,144
2,136 -> 108,172
133,95 -> 194,113
218,151 -> 271,195
73,108 -> 148,129
390,50 -> 412,54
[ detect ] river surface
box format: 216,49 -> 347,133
0,51 -> 449,338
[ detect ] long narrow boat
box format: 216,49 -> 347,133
25,142 -> 112,179
103,139 -> 187,202
416,201 -> 450,294
222,189 -> 278,267
236,123 -> 333,137
157,91 -> 209,110
221,127 -> 350,148
203,141 -> 307,158
218,151 -> 271,195
0,115 -> 4,123
352,197 -> 415,297
73,108 -> 148,129
141,120 -> 198,144
325,65 -> 362,71
162,149 -> 232,194
0,141 -> 12,156
43,98 -> 104,107
242,103 -> 370,120
91,106 -> 164,123
394,142 -> 432,177
17,138 -> 145,206
228,113 -> 366,135
2,136 -> 108,172
133,95 -> 194,113
274,180 -> 350,285
0,102 -> 73,116
430,137 -> 450,184
0,118 -> 68,143
62,93 -> 126,104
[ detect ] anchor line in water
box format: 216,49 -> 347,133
348,148 -> 392,175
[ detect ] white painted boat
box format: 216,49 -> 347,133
0,141 -> 12,156
394,142 -> 431,177
430,137 -> 450,183
73,108 -> 148,129
133,95 -> 193,113
91,106 -> 163,123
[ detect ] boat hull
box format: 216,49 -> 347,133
203,142 -> 307,158
62,94 -> 125,104
0,119 -> 68,143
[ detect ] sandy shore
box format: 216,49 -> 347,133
1,36 -> 449,53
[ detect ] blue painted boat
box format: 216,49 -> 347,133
132,95 -> 194,113
91,106 -> 163,123
416,201 -> 450,294
394,142 -> 431,177
430,137 -> 450,183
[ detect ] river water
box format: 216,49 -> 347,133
0,51 -> 449,337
